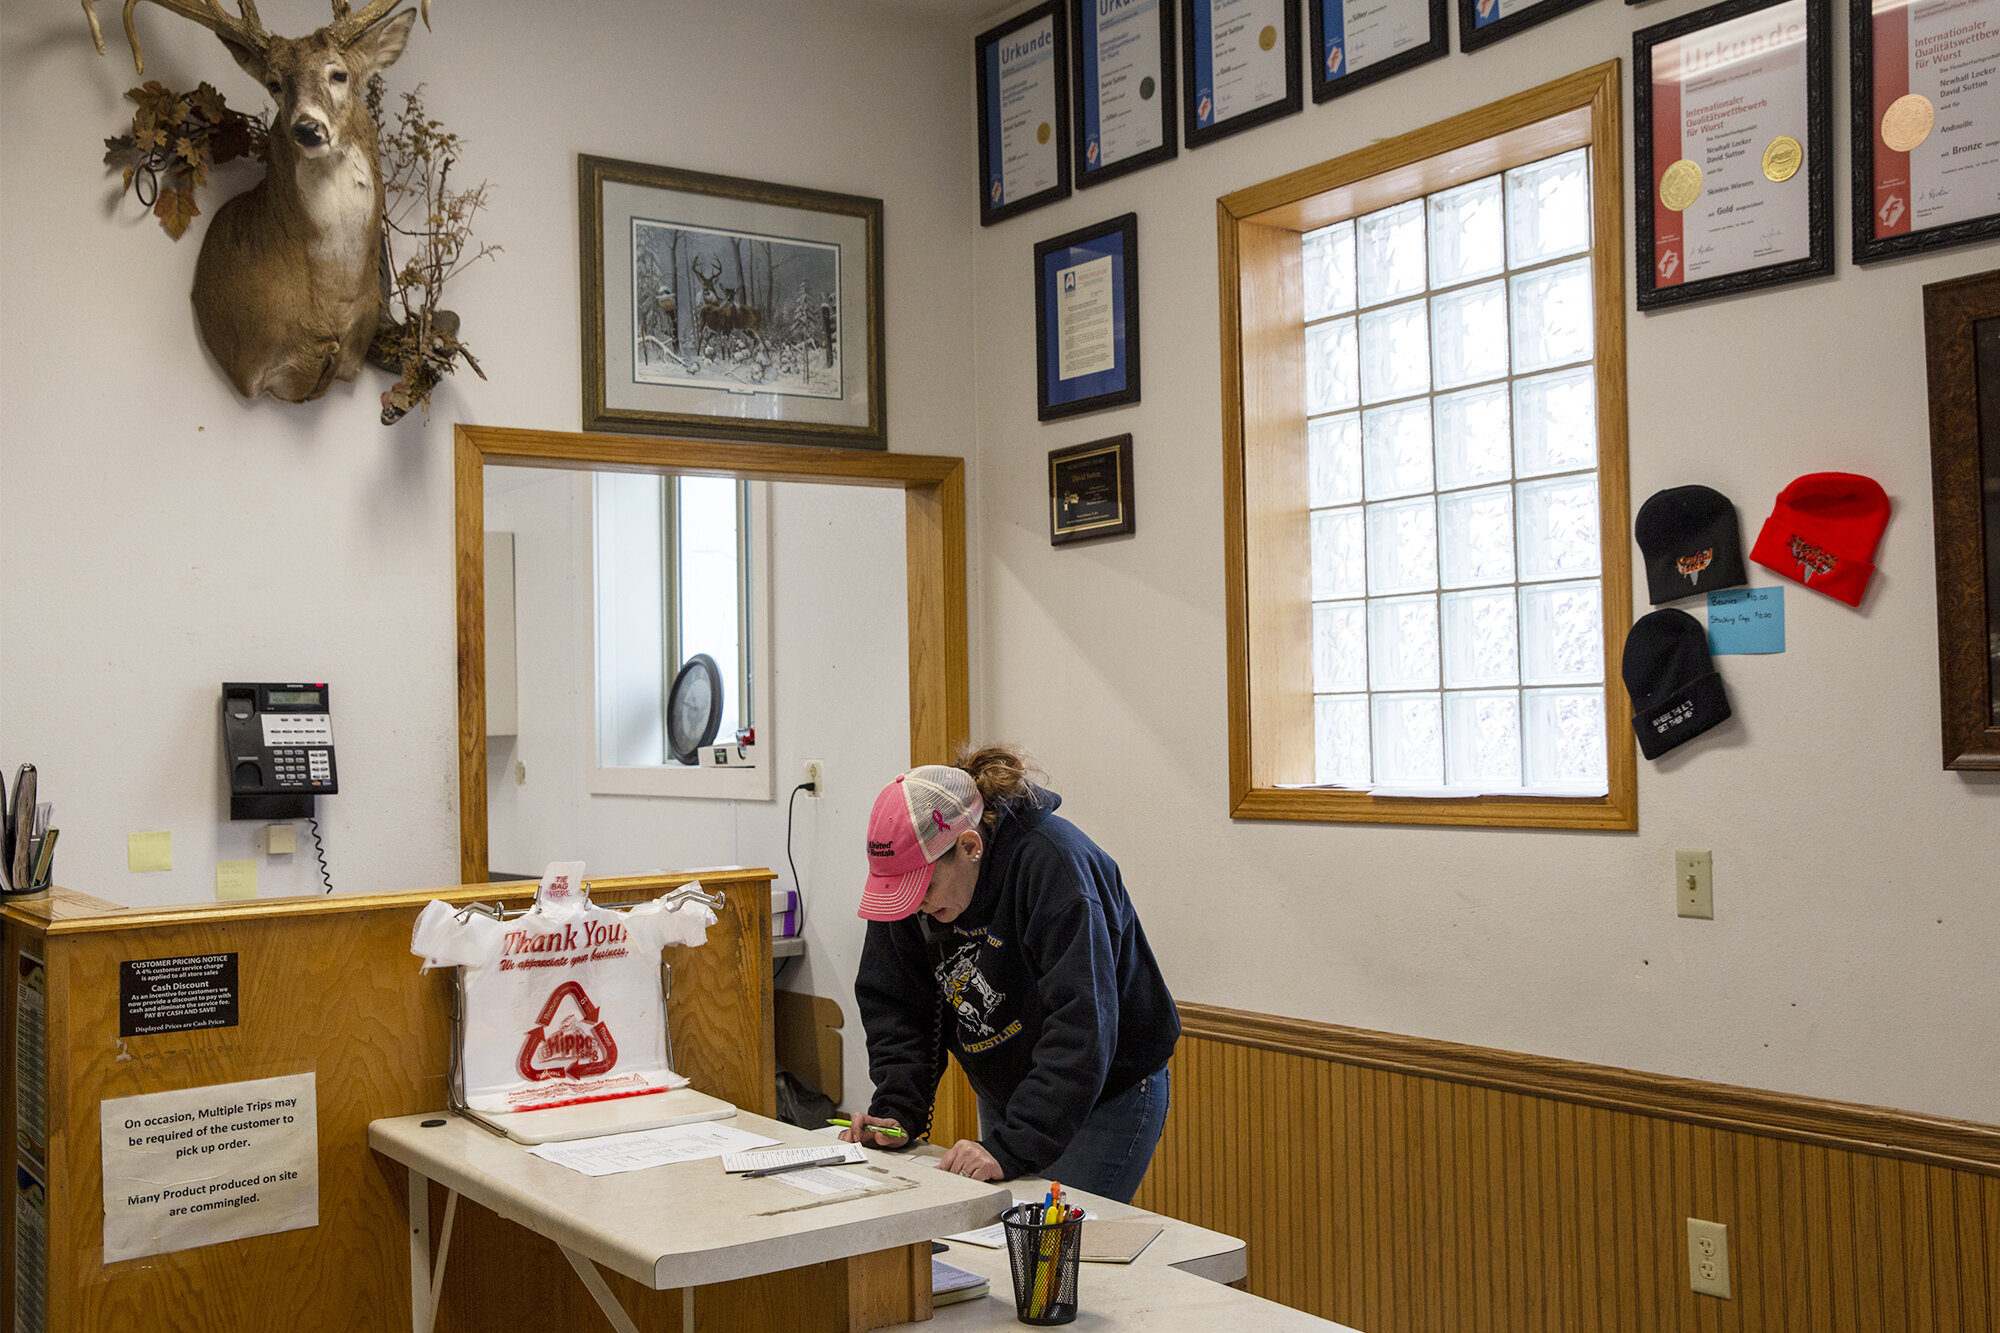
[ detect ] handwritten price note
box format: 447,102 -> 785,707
1707,586 -> 1785,654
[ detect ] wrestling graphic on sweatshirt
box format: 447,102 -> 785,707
937,939 -> 1022,1054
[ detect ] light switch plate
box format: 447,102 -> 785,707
1676,849 -> 1713,919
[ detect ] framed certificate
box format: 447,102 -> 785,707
1312,0 -> 1448,100
1634,0 -> 1833,310
1035,213 -> 1140,421
1180,0 -> 1302,148
1853,0 -> 2000,263
978,2 -> 1073,227
1073,0 -> 1178,187
1460,0 -> 1601,53
1050,435 -> 1137,544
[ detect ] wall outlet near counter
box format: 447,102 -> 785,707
1688,1217 -> 1731,1298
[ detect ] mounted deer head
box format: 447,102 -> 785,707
84,0 -> 432,403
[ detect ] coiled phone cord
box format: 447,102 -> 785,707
308,817 -> 334,894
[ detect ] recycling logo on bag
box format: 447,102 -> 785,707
517,979 -> 620,1081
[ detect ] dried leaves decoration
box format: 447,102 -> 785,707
100,78 -> 495,423
103,81 -> 265,239
365,80 -> 499,424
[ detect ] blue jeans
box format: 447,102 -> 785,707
977,1067 -> 1170,1205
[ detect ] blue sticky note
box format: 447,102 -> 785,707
1707,586 -> 1785,654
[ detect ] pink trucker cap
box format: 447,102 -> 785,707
857,766 -> 983,921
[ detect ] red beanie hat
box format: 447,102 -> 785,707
1748,473 -> 1890,607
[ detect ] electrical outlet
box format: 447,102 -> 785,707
1687,1218 -> 1731,1298
802,759 -> 825,797
1675,849 -> 1714,919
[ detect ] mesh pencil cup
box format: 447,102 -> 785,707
1001,1202 -> 1083,1325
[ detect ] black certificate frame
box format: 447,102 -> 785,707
1311,0 -> 1449,102
1035,212 -> 1142,422
1072,0 -> 1179,188
1179,0 -> 1303,149
1050,434 -> 1137,545
1459,0 -> 1602,54
1632,0 -> 1834,311
1851,0 -> 2000,264
978,1 -> 1074,228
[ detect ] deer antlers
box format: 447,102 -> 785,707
83,0 -> 432,74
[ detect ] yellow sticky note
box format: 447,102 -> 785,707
215,860 -> 258,900
127,831 -> 173,873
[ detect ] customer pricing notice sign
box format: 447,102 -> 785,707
99,1072 -> 317,1262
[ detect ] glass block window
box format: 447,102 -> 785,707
1301,148 -> 1607,794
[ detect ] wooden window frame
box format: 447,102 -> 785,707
456,425 -> 969,883
1220,62 -> 1637,830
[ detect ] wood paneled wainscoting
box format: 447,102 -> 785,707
1131,1004 -> 1999,1333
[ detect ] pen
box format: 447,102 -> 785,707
823,1119 -> 908,1138
741,1154 -> 848,1179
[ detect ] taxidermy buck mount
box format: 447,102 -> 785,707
84,0 -> 431,403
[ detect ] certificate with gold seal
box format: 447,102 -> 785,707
1073,0 -> 1178,188
1181,0 -> 1302,147
979,1 -> 1073,227
1854,0 -> 2000,261
1635,0 -> 1833,310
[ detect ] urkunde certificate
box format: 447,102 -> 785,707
1650,1 -> 1813,288
1869,0 -> 2000,238
989,13 -> 1061,208
1057,255 -> 1117,380
1195,0 -> 1288,127
1085,0 -> 1165,169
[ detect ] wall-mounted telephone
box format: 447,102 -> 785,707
223,682 -> 338,820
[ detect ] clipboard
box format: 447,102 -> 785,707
1079,1219 -> 1164,1263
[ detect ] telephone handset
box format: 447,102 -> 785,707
223,682 -> 338,820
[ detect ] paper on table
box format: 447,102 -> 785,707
721,1143 -> 866,1172
769,1166 -> 875,1195
944,1210 -> 1097,1248
528,1120 -> 779,1177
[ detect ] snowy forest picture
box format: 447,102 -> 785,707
630,219 -> 844,400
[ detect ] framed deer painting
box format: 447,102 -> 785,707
580,157 -> 886,449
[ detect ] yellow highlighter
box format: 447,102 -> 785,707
1026,1199 -> 1060,1316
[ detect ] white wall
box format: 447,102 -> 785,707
966,3 -> 1998,1124
0,0 -> 975,915
5,0 -> 1993,1131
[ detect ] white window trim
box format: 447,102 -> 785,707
581,479 -> 775,802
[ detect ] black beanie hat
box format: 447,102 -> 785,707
1635,485 -> 1747,604
1621,609 -> 1731,760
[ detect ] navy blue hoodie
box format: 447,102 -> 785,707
854,786 -> 1179,1178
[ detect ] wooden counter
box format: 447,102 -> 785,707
1,870 -> 775,1333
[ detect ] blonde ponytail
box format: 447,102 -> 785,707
955,743 -> 1045,833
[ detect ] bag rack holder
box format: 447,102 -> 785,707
443,879 -> 726,1136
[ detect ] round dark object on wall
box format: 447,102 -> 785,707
667,653 -> 725,766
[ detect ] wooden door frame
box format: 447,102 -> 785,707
454,424 -> 969,883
